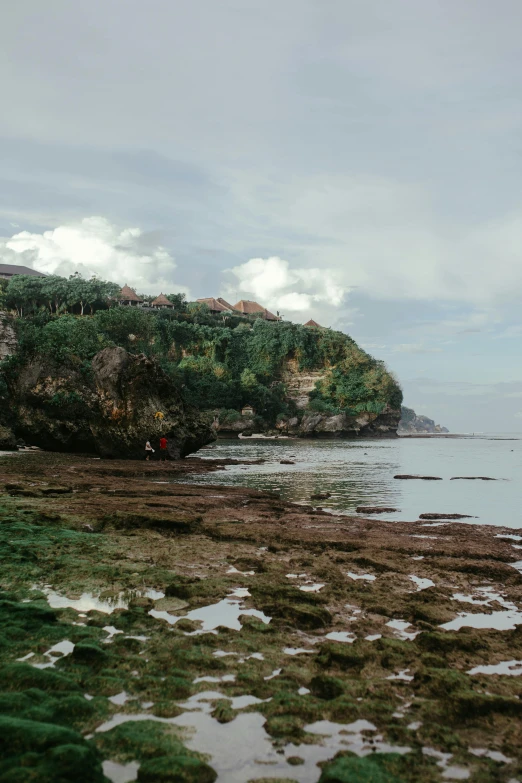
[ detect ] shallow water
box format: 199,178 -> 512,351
191,435 -> 522,528
96,701 -> 412,783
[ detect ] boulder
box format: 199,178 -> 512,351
6,346 -> 215,459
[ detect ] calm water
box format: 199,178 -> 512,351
190,435 -> 522,529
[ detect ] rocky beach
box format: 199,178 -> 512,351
1,450 -> 522,782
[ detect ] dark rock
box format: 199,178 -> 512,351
40,485 -> 73,495
419,513 -> 474,520
280,459 -> 295,465
310,674 -> 344,700
394,474 -> 443,480
356,506 -> 398,514
0,425 -> 17,450
311,492 -> 331,500
138,755 -> 217,783
5,346 -> 215,459
450,476 -> 499,481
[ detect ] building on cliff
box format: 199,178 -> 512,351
196,297 -> 234,313
151,293 -> 175,309
119,285 -> 144,306
241,405 -> 255,416
0,263 -> 46,279
233,300 -> 280,321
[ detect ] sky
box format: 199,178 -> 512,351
1,0 -> 522,432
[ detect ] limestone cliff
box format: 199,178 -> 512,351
274,406 -> 400,438
0,312 -> 17,360
4,346 -> 215,458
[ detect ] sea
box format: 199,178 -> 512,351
191,434 -> 522,530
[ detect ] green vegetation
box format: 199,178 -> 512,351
1,274 -> 402,422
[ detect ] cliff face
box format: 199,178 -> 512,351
5,346 -> 215,458
0,312 -> 17,360
398,406 -> 449,434
275,406 -> 400,438
216,360 -> 401,438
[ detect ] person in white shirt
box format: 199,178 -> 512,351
145,441 -> 154,460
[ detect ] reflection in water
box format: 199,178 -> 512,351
185,436 -> 522,528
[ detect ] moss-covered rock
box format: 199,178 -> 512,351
137,755 -> 217,782
0,716 -> 104,782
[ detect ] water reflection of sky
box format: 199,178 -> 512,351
183,436 -> 522,529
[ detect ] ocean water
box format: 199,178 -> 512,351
191,435 -> 522,529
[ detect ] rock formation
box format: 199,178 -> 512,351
5,346 -> 215,458
398,406 -> 449,434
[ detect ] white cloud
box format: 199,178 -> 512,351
0,216 -> 188,296
515,412 -> 522,419
225,255 -> 347,317
226,171 -> 522,308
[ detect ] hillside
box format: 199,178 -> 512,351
0,275 -> 403,449
398,406 -> 449,434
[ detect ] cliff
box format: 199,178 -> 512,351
1,343 -> 214,457
398,406 -> 449,434
0,281 -> 403,448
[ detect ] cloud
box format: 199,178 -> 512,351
0,217 -> 188,295
225,256 -> 347,315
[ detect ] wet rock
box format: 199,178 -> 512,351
6,345 -> 215,458
165,577 -> 201,600
310,674 -> 345,700
0,425 -> 17,451
450,476 -> 499,480
266,602 -> 332,629
311,492 -> 331,500
419,513 -> 473,519
394,474 -> 443,480
138,755 -> 217,782
356,506 -> 399,514
0,715 -> 105,782
70,643 -> 109,668
280,460 -> 295,465
316,642 -> 369,671
287,756 -> 305,766
211,699 -> 235,724
154,597 -> 189,612
102,511 -> 202,534
0,664 -> 79,693
40,485 -> 73,495
176,619 -> 200,633
319,754 -> 402,783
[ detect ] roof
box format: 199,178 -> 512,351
304,319 -> 322,327
196,297 -> 230,312
233,300 -> 279,320
119,284 -> 143,302
151,293 -> 174,306
217,297 -> 236,311
0,263 -> 46,277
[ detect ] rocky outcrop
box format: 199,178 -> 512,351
0,312 -> 17,360
399,406 -> 449,434
0,424 -> 17,450
275,406 -> 400,438
6,346 -> 215,458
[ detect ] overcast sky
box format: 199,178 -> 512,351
1,0 -> 522,432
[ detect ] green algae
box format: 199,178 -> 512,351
95,721 -> 217,782
137,755 -> 217,782
0,716 -> 104,783
1,486 -> 522,783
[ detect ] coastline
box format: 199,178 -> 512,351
1,451 -> 522,781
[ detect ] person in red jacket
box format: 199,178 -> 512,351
159,436 -> 168,462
